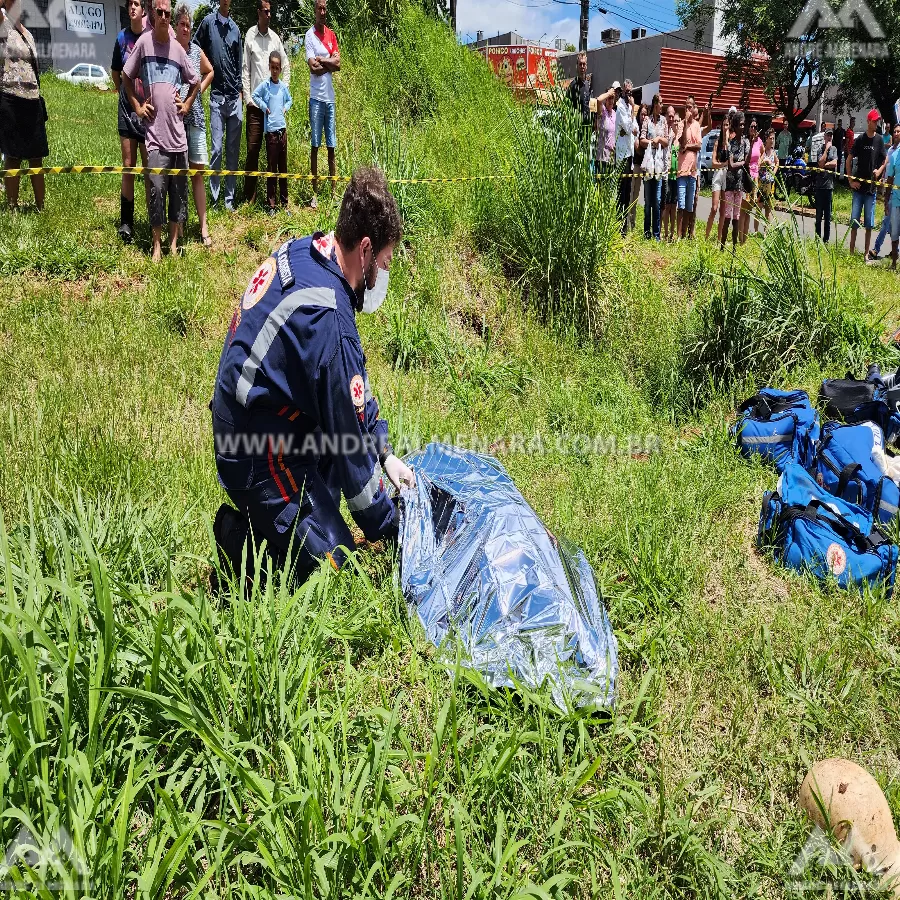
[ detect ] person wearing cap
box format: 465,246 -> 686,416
847,109 -> 887,257
811,126 -> 837,243
868,122 -> 900,263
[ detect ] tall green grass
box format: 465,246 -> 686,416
477,95 -> 622,337
2,8 -> 900,899
0,497 -> 749,898
685,221 -> 891,392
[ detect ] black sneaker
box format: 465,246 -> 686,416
117,222 -> 133,244
212,503 -> 252,590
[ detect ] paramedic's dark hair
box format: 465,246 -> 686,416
336,167 -> 403,256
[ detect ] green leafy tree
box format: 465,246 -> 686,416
678,0 -> 837,143
836,0 -> 900,125
192,1 -> 212,29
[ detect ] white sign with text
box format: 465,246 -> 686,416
65,1 -> 105,34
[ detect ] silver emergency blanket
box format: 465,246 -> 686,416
399,443 -> 618,712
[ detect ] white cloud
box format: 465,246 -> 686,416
456,0 -> 613,48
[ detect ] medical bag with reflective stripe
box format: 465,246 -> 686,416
758,464 -> 897,596
812,420 -> 900,525
732,388 -> 820,471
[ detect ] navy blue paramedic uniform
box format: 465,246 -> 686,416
211,232 -> 397,572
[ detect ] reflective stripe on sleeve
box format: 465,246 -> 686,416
236,287 -> 336,407
347,470 -> 382,512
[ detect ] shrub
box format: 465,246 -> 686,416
369,120 -> 430,235
386,300 -> 437,371
482,93 -> 622,337
684,220 -> 888,391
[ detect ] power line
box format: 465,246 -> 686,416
495,0 -> 556,8
597,1 -> 689,36
548,0 -> 695,43
591,2 -> 706,47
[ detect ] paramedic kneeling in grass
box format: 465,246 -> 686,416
211,167 -> 415,586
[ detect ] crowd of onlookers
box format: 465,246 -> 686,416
0,0 -> 340,260
566,52 -> 900,269
3,27 -> 900,270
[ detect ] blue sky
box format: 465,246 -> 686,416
456,0 -> 683,48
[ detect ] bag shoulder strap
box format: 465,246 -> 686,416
739,393 -> 803,420
782,499 -> 882,552
836,462 -> 863,503
16,23 -> 40,87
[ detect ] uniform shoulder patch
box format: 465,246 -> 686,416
242,257 -> 277,310
276,240 -> 295,290
349,374 -> 365,409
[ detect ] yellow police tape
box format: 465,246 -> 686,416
0,164 -> 513,185
0,163 -> 895,192
607,165 -> 897,192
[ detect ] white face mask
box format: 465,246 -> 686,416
361,264 -> 389,314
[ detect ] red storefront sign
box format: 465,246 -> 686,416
480,45 -> 558,90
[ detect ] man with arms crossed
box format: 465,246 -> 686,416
122,0 -> 199,261
305,0 -> 339,209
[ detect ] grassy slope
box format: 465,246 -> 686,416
2,10 -> 900,898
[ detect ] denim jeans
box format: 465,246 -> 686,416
676,174 -> 697,212
815,187 -> 833,243
643,177 -> 662,239
874,210 -> 891,255
265,128 -> 288,209
209,92 -> 243,209
850,189 -> 876,231
308,98 -> 337,149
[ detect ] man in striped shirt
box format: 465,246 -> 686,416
122,0 -> 199,260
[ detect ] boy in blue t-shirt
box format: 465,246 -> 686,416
251,51 -> 293,214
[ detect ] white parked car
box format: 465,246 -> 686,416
59,64 -> 110,88
698,129 -> 719,187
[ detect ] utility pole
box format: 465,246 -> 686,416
450,0 -> 457,35
579,0 -> 589,50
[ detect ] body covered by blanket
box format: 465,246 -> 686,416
399,443 -> 618,712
